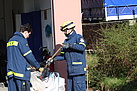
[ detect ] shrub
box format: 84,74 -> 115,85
86,21 -> 137,91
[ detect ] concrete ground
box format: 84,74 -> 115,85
0,82 -> 8,91
0,87 -> 8,91
0,82 -> 93,91
0,87 -> 94,91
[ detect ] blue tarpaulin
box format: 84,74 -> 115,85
105,0 -> 137,21
105,0 -> 137,7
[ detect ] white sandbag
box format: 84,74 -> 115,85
30,71 -> 65,91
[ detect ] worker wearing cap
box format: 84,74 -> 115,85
7,24 -> 43,91
53,21 -> 87,91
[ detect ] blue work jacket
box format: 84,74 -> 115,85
55,31 -> 86,76
7,32 -> 40,80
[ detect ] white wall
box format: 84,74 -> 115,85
40,0 -> 54,55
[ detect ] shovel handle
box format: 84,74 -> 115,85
51,47 -> 63,59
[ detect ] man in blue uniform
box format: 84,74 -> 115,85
7,24 -> 43,91
53,21 -> 87,91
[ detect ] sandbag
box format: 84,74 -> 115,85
30,71 -> 65,91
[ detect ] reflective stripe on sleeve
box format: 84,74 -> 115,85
74,43 -> 86,47
23,50 -> 32,56
7,71 -> 13,76
7,71 -> 24,77
84,68 -> 87,71
60,52 -> 65,54
7,41 -> 18,47
72,62 -> 82,64
79,43 -> 86,47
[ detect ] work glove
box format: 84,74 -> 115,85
39,67 -> 44,72
62,43 -> 74,49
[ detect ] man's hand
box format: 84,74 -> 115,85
62,43 -> 74,49
39,67 -> 44,72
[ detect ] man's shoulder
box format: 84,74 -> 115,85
75,34 -> 83,38
75,34 -> 85,43
9,35 -> 26,44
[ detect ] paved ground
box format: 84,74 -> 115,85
0,87 -> 94,91
0,82 -> 93,91
0,83 -> 8,91
0,87 -> 8,91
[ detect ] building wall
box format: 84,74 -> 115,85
0,0 -> 13,42
0,0 -> 5,41
52,0 -> 82,89
53,0 -> 82,45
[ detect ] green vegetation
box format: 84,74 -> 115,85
86,21 -> 137,91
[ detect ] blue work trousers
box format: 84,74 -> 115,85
67,74 -> 86,91
8,77 -> 30,91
